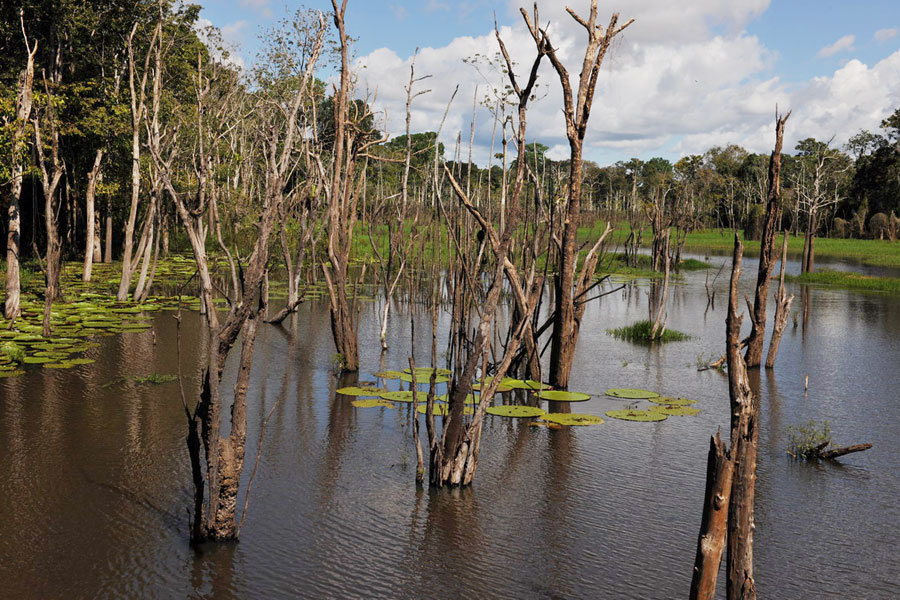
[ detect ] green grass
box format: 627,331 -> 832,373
785,269 -> 900,293
606,320 -> 691,343
677,228 -> 900,269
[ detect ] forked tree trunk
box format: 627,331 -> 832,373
765,231 -> 794,368
726,235 -> 759,600
744,111 -> 789,367
524,2 -> 633,389
5,29 -> 37,320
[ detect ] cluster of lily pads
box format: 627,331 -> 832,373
336,369 -> 700,429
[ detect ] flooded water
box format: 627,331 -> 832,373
1,254 -> 898,599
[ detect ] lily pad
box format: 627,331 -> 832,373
537,390 -> 591,402
416,404 -> 473,416
504,378 -> 549,391
351,399 -> 395,409
23,356 -> 54,364
472,381 -> 513,393
380,390 -> 420,403
374,370 -> 404,380
403,367 -> 451,377
648,396 -> 696,406
542,413 -> 605,426
399,372 -> 449,384
605,388 -> 660,399
336,386 -> 385,397
0,369 -> 26,378
649,404 -> 701,416
605,409 -> 667,422
486,405 -> 545,418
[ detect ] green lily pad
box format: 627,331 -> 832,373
486,405 -> 546,418
537,390 -> 591,402
67,358 -> 95,366
0,369 -> 26,378
374,370 -> 404,380
605,409 -> 667,422
605,388 -> 660,399
416,404 -> 473,416
351,399 -> 395,409
336,386 -> 385,397
23,356 -> 54,364
399,372 -> 449,384
380,390 -> 420,403
44,362 -> 76,369
648,396 -> 697,406
472,381 -> 513,393
649,404 -> 701,416
403,367 -> 451,377
542,413 -> 605,426
504,378 -> 549,391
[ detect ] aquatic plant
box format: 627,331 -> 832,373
541,413 -> 605,426
605,388 -> 660,399
351,399 -> 395,409
607,320 -> 690,343
336,386 -> 385,397
648,396 -> 696,406
649,404 -> 701,416
605,409 -> 667,422
787,420 -> 832,459
485,405 -> 545,418
537,390 -> 591,402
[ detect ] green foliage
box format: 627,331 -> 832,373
607,320 -> 690,343
787,420 -> 832,459
132,373 -> 177,385
785,269 -> 900,293
0,342 -> 25,363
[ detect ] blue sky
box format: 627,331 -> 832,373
198,1 -> 900,165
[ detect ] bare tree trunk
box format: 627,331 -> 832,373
104,198 -> 113,262
726,235 -> 759,600
765,231 -> 794,368
82,148 -> 104,282
5,21 -> 37,320
745,111 -> 789,367
93,206 -> 102,262
524,2 -> 633,388
690,432 -> 734,600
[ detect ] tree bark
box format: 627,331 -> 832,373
725,235 -> 759,600
745,111 -> 789,367
4,27 -> 37,320
765,231 -> 794,368
690,432 -> 734,600
82,148 -> 104,282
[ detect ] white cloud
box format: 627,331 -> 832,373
353,1 -> 899,165
425,0 -> 450,13
874,28 -> 898,42
817,34 -> 855,58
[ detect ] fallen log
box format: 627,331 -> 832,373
818,443 -> 872,460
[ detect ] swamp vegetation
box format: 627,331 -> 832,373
0,0 -> 895,598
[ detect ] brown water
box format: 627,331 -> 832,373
1,256 -> 898,599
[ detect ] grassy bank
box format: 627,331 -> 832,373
785,269 -> 900,293
679,229 -> 900,269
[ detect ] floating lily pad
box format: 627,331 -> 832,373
44,362 -> 76,369
416,404 -> 473,416
537,390 -> 591,402
504,378 -> 549,391
67,358 -> 95,366
542,413 -> 605,426
403,367 -> 451,377
648,396 -> 696,406
486,405 -> 545,418
23,356 -> 54,364
336,386 -> 385,397
472,381 -> 513,393
649,404 -> 701,416
380,390 -> 419,403
605,409 -> 667,422
399,372 -> 449,384
605,388 -> 660,399
374,370 -> 404,380
351,399 -> 395,409
0,369 -> 26,378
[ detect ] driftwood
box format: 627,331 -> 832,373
790,442 -> 873,460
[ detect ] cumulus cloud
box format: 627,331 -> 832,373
817,34 -> 855,58
874,28 -> 898,42
352,1 -> 898,165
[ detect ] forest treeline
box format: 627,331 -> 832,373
2,1 -> 899,280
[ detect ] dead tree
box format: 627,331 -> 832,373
33,74 -> 66,336
744,111 -> 789,367
421,10 -> 545,487
726,235 -> 760,600
117,19 -> 160,301
152,13 -> 326,542
320,0 -> 385,371
689,432 -> 733,600
4,12 -> 37,320
765,231 -> 793,368
524,1 -> 633,388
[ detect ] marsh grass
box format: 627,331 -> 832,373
607,320 -> 690,343
786,269 -> 900,293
